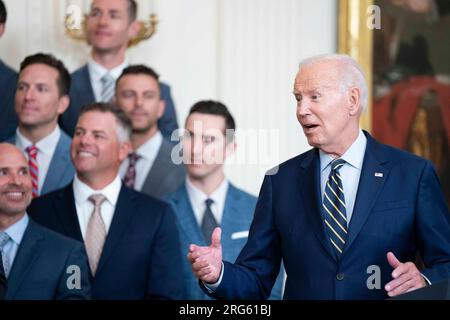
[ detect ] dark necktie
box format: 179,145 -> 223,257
124,152 -> 141,188
322,158 -> 348,257
201,199 -> 218,244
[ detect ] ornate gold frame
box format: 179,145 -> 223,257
338,0 -> 374,131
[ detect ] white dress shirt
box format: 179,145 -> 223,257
72,174 -> 122,240
185,177 -> 229,226
119,131 -> 163,191
15,125 -> 61,194
87,58 -> 128,102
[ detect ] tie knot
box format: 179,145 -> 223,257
331,158 -> 346,171
101,73 -> 114,84
128,152 -> 140,164
88,194 -> 107,207
26,145 -> 38,156
205,198 -> 214,208
0,232 -> 10,248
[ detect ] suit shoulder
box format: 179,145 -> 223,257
372,139 -> 430,167
30,219 -> 83,250
265,148 -> 315,177
228,184 -> 257,203
132,189 -> 171,211
71,64 -> 88,79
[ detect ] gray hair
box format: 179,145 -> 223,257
298,53 -> 368,112
78,102 -> 132,142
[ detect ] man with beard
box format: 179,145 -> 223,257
116,65 -> 185,199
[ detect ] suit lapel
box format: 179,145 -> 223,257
220,185 -> 244,251
55,185 -> 84,242
95,185 -> 136,275
41,132 -> 72,194
6,220 -> 44,299
172,185 -> 204,245
79,65 -> 96,104
141,142 -> 166,196
300,149 -> 337,261
343,133 -> 390,255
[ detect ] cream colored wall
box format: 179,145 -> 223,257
0,0 -> 337,195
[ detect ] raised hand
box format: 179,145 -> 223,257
188,227 -> 223,284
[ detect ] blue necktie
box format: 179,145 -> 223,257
322,158 -> 348,257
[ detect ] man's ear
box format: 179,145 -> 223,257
128,20 -> 141,39
224,140 -> 236,160
119,141 -> 132,162
57,95 -> 70,115
348,87 -> 361,116
0,23 -> 5,38
157,99 -> 165,120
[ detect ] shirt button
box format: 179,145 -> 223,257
336,273 -> 345,281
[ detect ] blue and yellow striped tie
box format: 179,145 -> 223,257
323,158 -> 348,257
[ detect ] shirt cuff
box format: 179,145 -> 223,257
202,262 -> 224,292
421,273 -> 432,285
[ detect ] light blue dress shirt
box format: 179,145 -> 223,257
0,214 -> 29,277
319,130 -> 367,225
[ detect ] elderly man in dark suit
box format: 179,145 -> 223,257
0,143 -> 90,300
29,102 -> 183,299
188,54 -> 450,300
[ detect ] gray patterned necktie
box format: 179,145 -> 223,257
100,73 -> 115,102
0,232 -> 9,299
85,194 -> 107,275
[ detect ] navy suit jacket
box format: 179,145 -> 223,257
61,64 -> 179,139
27,183 -> 183,300
0,60 -> 18,141
167,183 -> 284,300
208,131 -> 450,300
7,129 -> 75,195
5,218 -> 91,300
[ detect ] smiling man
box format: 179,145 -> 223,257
6,53 -> 75,197
188,54 -> 450,300
61,0 -> 179,140
29,102 -> 183,299
0,143 -> 90,300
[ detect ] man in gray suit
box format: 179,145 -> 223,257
61,0 -> 179,139
116,65 -> 185,199
6,53 -> 75,197
0,0 -> 18,141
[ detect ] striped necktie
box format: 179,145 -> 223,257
101,73 -> 115,102
322,158 -> 348,257
26,145 -> 39,198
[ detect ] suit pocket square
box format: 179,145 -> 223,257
231,231 -> 249,240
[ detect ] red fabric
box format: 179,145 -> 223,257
373,76 -> 450,149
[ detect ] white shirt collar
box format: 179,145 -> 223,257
135,131 -> 163,160
16,125 -> 61,157
73,174 -> 122,207
87,58 -> 128,83
319,129 -> 367,172
185,177 -> 229,225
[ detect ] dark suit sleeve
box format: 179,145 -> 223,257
56,242 -> 91,300
416,161 -> 450,283
210,175 -> 283,300
158,83 -> 179,141
146,204 -> 183,299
